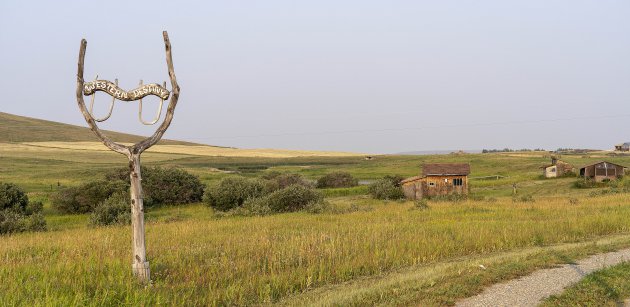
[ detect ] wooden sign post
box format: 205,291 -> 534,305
75,31 -> 180,283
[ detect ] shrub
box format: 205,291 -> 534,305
382,175 -> 405,187
0,183 -> 46,234
90,192 -> 130,226
204,177 -> 272,211
573,178 -> 608,189
316,172 -> 358,188
242,185 -> 323,214
141,167 -> 205,206
25,200 -> 43,215
52,180 -> 128,214
0,210 -> 28,234
261,171 -> 282,180
368,179 -> 405,200
106,166 -> 205,207
26,213 -> 47,232
272,173 -> 313,189
0,182 -> 29,212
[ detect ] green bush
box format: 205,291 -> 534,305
90,192 -> 130,226
141,167 -> 205,206
204,177 -> 273,211
0,210 -> 28,234
52,180 -> 128,214
382,175 -> 405,187
106,166 -> 204,207
368,179 -> 404,200
0,183 -> 46,234
242,185 -> 323,214
0,182 -> 29,212
273,173 -> 313,189
316,172 -> 358,188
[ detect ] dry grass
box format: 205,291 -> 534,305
3,195 -> 630,305
20,142 -> 363,158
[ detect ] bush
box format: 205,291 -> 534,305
0,210 -> 28,234
0,182 -> 29,212
106,166 -> 205,207
316,172 -> 358,188
273,173 -> 313,189
90,192 -> 130,226
141,167 -> 205,206
368,179 -> 405,200
382,175 -> 404,187
242,185 -> 323,214
52,180 -> 128,214
204,177 -> 273,211
573,178 -> 609,189
0,183 -> 46,234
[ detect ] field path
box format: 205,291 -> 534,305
457,247 -> 630,307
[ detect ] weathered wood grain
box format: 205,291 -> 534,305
75,31 -> 180,284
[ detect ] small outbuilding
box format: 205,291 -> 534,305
540,157 -> 573,178
615,143 -> 630,152
401,163 -> 470,199
579,161 -> 626,182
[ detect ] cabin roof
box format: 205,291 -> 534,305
400,176 -> 422,184
422,163 -> 470,176
578,161 -> 626,170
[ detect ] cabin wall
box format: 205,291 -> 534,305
421,175 -> 468,198
544,166 -> 557,178
581,163 -> 624,182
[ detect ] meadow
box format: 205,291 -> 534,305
3,135 -> 630,305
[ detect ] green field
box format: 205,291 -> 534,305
3,114 -> 630,305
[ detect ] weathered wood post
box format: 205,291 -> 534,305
75,31 -> 180,283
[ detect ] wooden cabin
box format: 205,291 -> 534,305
401,163 -> 470,199
579,161 -> 625,182
615,143 -> 630,152
540,158 -> 573,178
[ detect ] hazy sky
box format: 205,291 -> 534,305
1,1 -> 629,153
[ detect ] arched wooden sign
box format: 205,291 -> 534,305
75,31 -> 180,284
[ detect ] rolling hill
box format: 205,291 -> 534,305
0,112 -> 194,145
0,112 -> 362,157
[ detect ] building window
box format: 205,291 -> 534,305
429,182 -> 435,187
551,167 -> 556,173
453,178 -> 463,186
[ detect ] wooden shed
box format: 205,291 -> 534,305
401,163 -> 470,199
615,143 -> 630,152
540,158 -> 573,178
579,161 -> 625,182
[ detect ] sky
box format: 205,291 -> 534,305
0,1 -> 629,154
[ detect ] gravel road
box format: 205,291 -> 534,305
456,248 -> 630,307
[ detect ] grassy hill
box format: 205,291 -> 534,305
0,112 -> 194,145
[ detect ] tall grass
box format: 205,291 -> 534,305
2,195 -> 630,305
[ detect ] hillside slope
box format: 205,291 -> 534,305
0,112 -> 194,145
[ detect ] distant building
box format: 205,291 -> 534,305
540,157 -> 573,178
579,161 -> 626,182
401,163 -> 470,199
615,143 -> 630,151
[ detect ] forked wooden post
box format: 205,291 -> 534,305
75,31 -> 180,283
